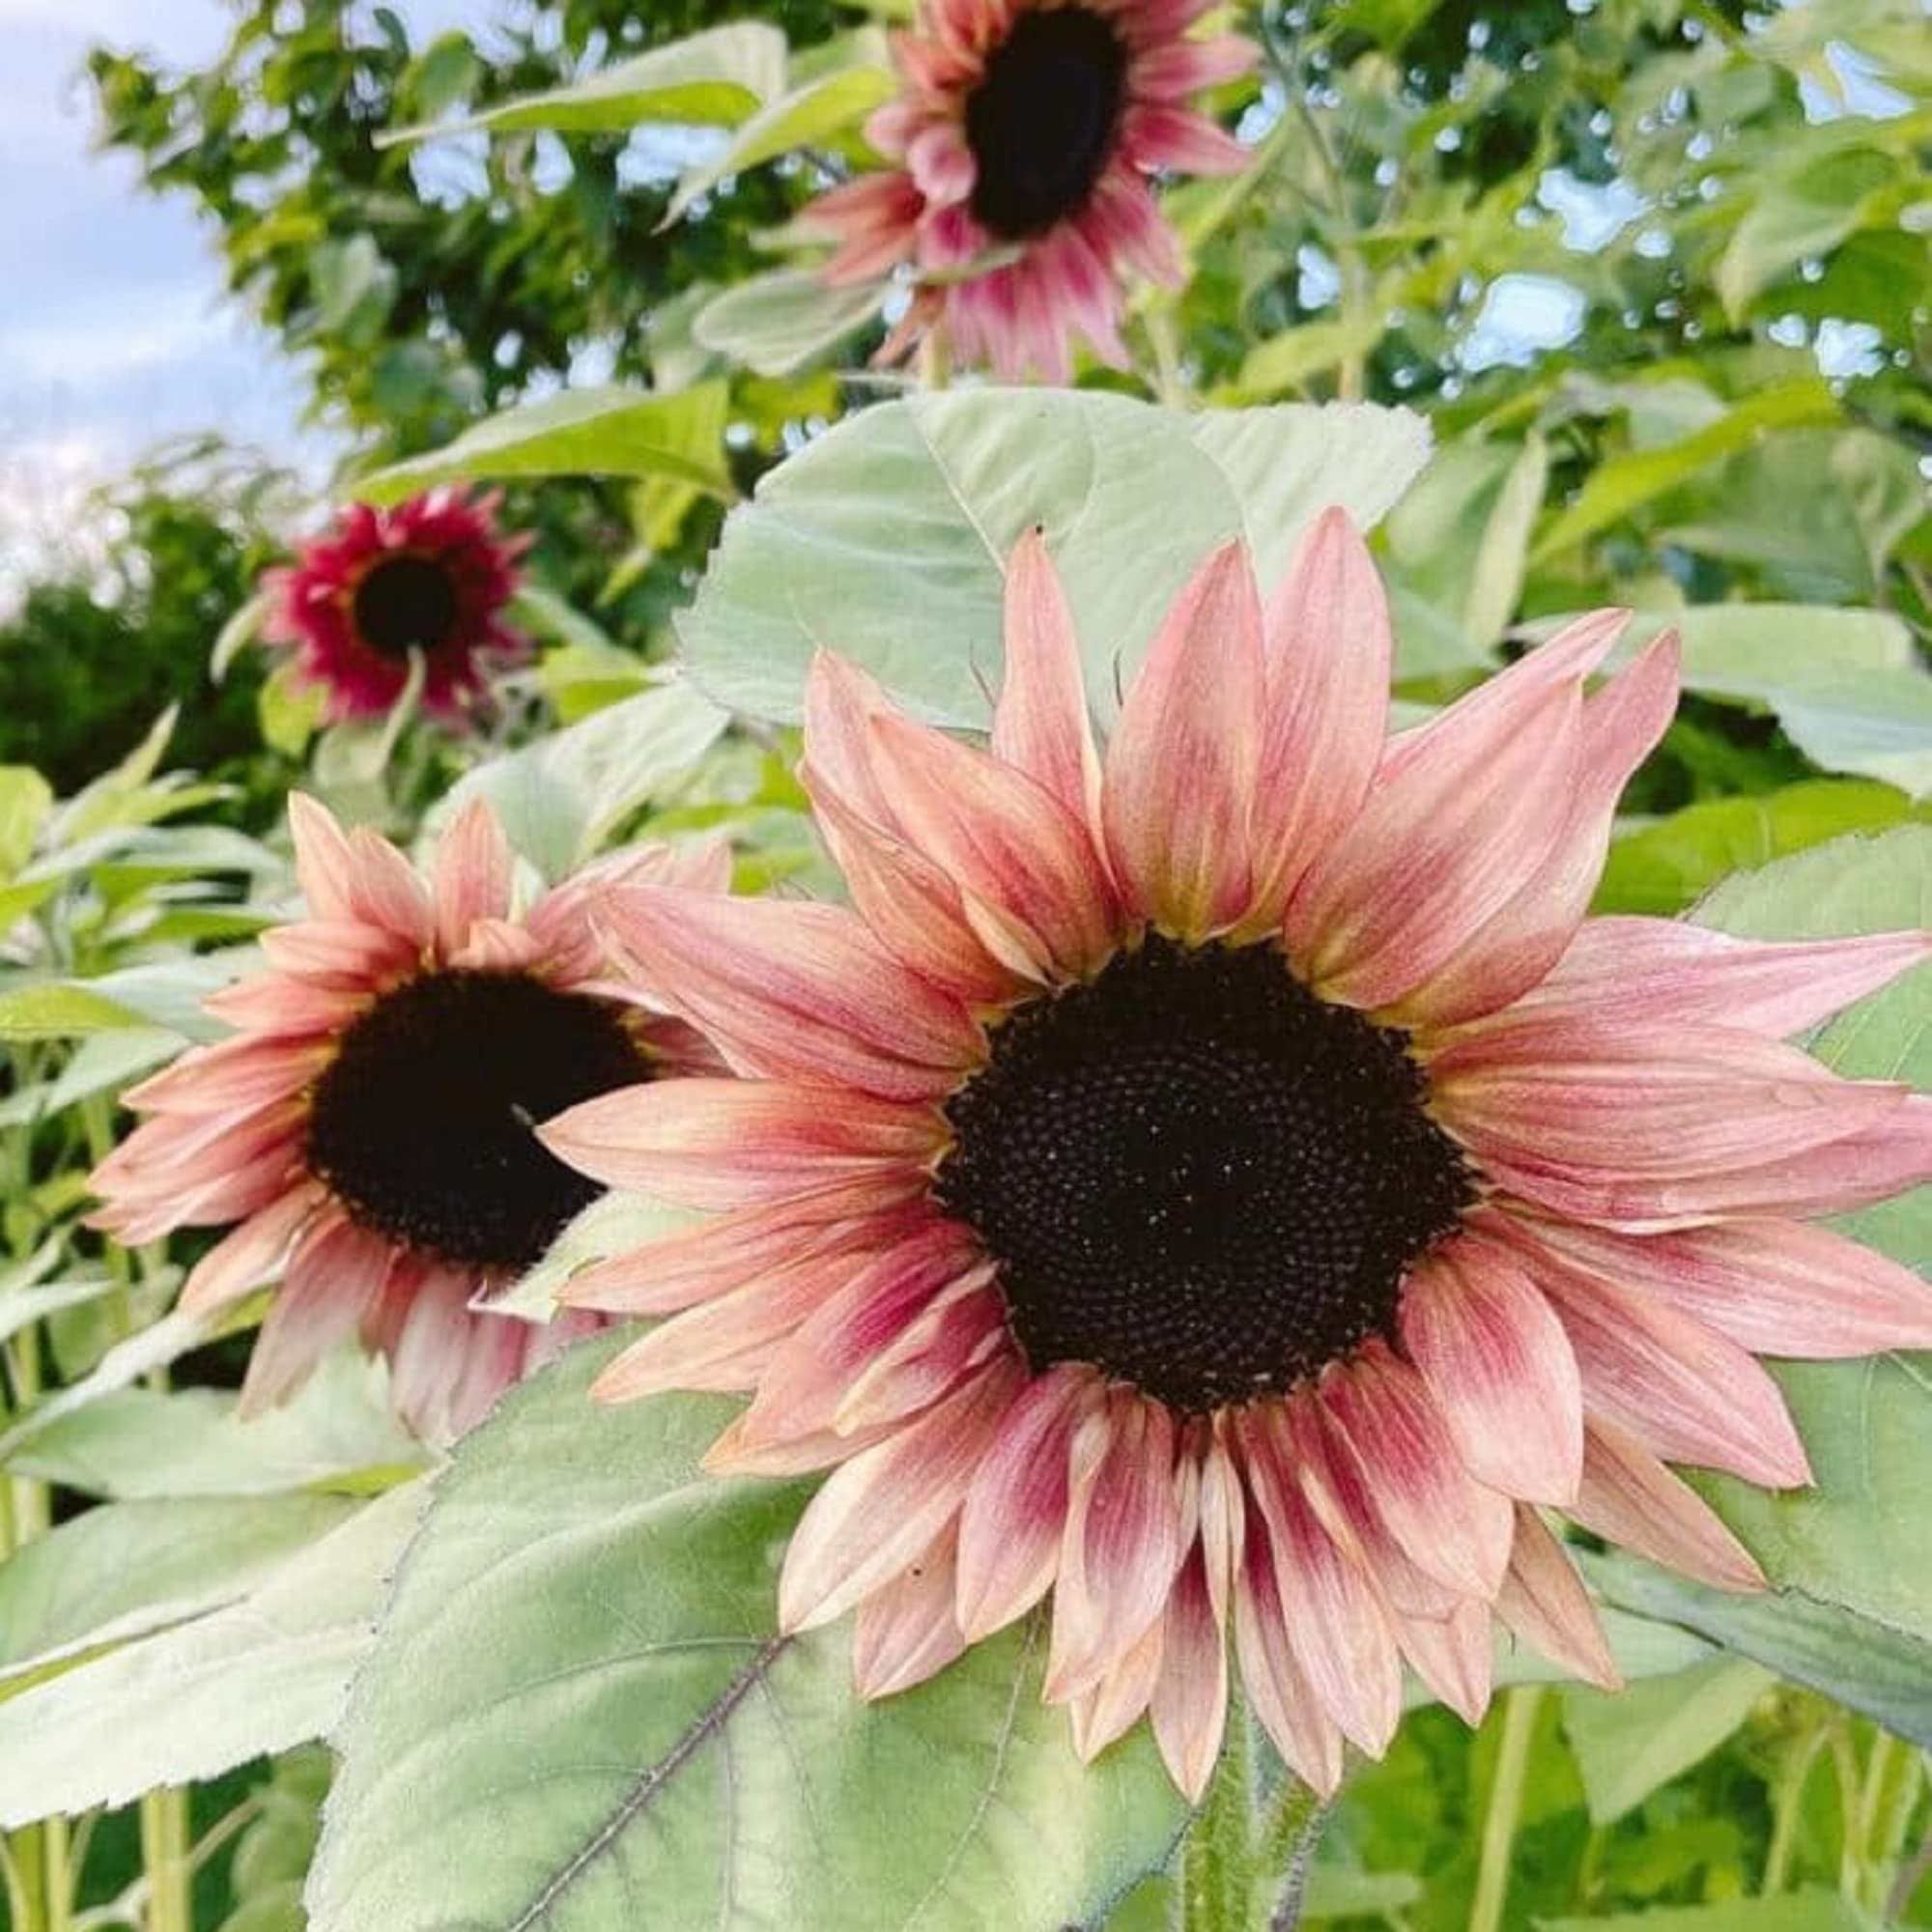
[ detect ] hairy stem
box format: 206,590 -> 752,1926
1181,1700 -> 1254,1931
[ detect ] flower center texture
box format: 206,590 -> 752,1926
964,6 -> 1128,240
351,554 -> 463,659
937,935 -> 1473,1411
306,971 -> 649,1270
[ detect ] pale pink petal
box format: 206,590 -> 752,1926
956,1364 -> 1099,1640
343,828 -> 434,947
1530,1253 -> 1811,1489
1101,543 -> 1264,940
539,1079 -> 944,1209
597,887 -> 982,1100
1150,1544 -> 1229,1801
444,1308 -> 532,1438
832,1274 -> 1008,1434
702,1409 -> 904,1477
991,530 -> 1102,838
1396,634 -> 1680,1028
1131,34 -> 1257,97
1514,1214 -> 1932,1359
1118,103 -> 1249,174
778,1360 -> 1022,1632
1317,1346 -> 1514,1600
852,1522 -> 969,1698
257,921 -> 418,989
1497,1505 -> 1620,1691
1399,1234 -> 1582,1506
1572,1416 -> 1765,1593
447,919 -> 543,973
1496,920 -> 1932,1039
1048,1391 -> 1184,1700
906,123 -> 975,206
286,793 -> 361,923
202,975 -> 372,1038
239,1213 -> 390,1416
386,1268 -> 479,1444
1069,1616 -> 1166,1762
431,798 -> 516,959
125,1034 -> 328,1117
1243,508 -> 1391,930
178,1179 -> 328,1313
1396,1596 -> 1494,1726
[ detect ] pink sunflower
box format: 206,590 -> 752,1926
543,513 -> 1932,1799
91,794 -> 728,1443
261,488 -> 530,724
808,0 -> 1255,380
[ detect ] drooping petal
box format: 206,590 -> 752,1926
1496,1505 -> 1619,1690
1399,1234 -> 1583,1506
1151,1542 -> 1231,1802
1069,1615 -> 1166,1762
1244,508 -> 1391,931
1101,543 -> 1264,940
539,1079 -> 944,1209
778,1360 -> 1022,1632
178,1179 -> 328,1313
1571,1417 -> 1765,1593
852,1522 -> 969,1699
1395,1596 -> 1494,1727
990,529 -> 1102,837
598,887 -> 983,1100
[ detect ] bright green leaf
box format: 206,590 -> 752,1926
0,980 -> 148,1040
1716,147 -> 1894,324
1535,1891 -> 1874,1932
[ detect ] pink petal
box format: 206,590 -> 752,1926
1118,103 -> 1249,174
778,1360 -> 1021,1632
431,797 -> 516,959
286,792 -> 361,923
257,921 -> 417,989
1496,1505 -> 1619,1690
1244,508 -> 1391,932
1514,1214 -> 1932,1359
125,1034 -> 327,1116
990,529 -> 1102,838
598,887 -> 982,1100
852,1522 -> 969,1699
539,1079 -> 943,1209
1232,1512 -> 1345,1794
1101,543 -> 1264,940
1396,633 -> 1680,1029
1131,34 -> 1258,99
956,1364 -> 1098,1640
202,975 -> 371,1038
1498,920 -> 1932,1039
1399,1234 -> 1583,1506
1529,1255 -> 1811,1490
240,1212 -> 391,1417
344,827 -> 434,948
1572,1417 -> 1766,1593
1068,1616 -> 1166,1762
906,124 -> 975,206
1318,1346 -> 1514,1600
1396,1596 -> 1494,1727
385,1268 -> 478,1444
1151,1542 -> 1230,1800
177,1179 -> 328,1313
1048,1391 -> 1185,1699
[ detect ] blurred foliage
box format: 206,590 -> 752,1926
0,443 -> 289,801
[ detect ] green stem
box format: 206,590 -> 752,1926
1181,1698 -> 1254,1932
139,1790 -> 192,1932
42,1815 -> 73,1932
1764,1724 -> 1827,1895
1469,1687 -> 1542,1932
1261,1777 -> 1325,1932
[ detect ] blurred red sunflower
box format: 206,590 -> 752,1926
261,488 -> 530,724
91,794 -> 727,1443
544,514 -> 1932,1798
809,0 -> 1254,380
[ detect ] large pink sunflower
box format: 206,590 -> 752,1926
809,0 -> 1254,380
544,514 -> 1932,1799
91,795 -> 727,1443
261,489 -> 530,724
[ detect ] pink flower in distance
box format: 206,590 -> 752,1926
809,0 -> 1254,380
91,795 -> 727,1444
261,488 -> 529,724
543,513 -> 1932,1800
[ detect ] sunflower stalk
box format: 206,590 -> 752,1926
1179,1698 -> 1253,1929
1469,1686 -> 1543,1932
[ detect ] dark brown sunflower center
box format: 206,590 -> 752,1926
352,554 -> 462,659
965,5 -> 1128,240
305,970 -> 648,1271
935,935 -> 1472,1412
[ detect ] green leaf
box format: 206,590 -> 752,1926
0,980 -> 148,1040
1535,1891 -> 1875,1932
1597,781 -> 1927,918
355,383 -> 733,505
307,1341 -> 1188,1932
0,1483 -> 424,1828
1236,315 -> 1389,399
1559,1659 -> 1774,1826
259,658 -> 327,758
0,1492 -> 357,1690
692,269 -> 884,377
1530,383 -> 1842,562
212,588 -> 273,682
0,766 -> 52,876
666,65 -> 897,223
383,23 -> 786,140
681,390 -> 1430,728
490,1191 -> 705,1321
1716,147 -> 1894,324
442,675 -> 727,880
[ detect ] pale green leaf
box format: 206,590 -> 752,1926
384,23 -> 786,140
0,1483 -> 425,1828
306,1342 -> 1188,1932
1559,1659 -> 1774,1826
259,658 -> 327,758
355,383 -> 732,505
680,390 -> 1429,728
1716,147 -> 1894,324
211,588 -> 273,681
692,268 -> 884,376
0,766 -> 52,877
1535,1891 -> 1873,1932
490,1191 -> 706,1321
0,980 -> 148,1040
1236,315 -> 1389,398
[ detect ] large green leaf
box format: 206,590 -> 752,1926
680,391 -> 1430,728
0,1492 -> 357,1690
0,1483 -> 424,1827
355,383 -> 733,504
307,1340 -> 1187,1932
1536,1893 -> 1873,1932
1716,147 -> 1894,323
384,23 -> 787,139
693,268 -> 885,376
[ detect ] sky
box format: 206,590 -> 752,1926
0,0 -> 486,607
